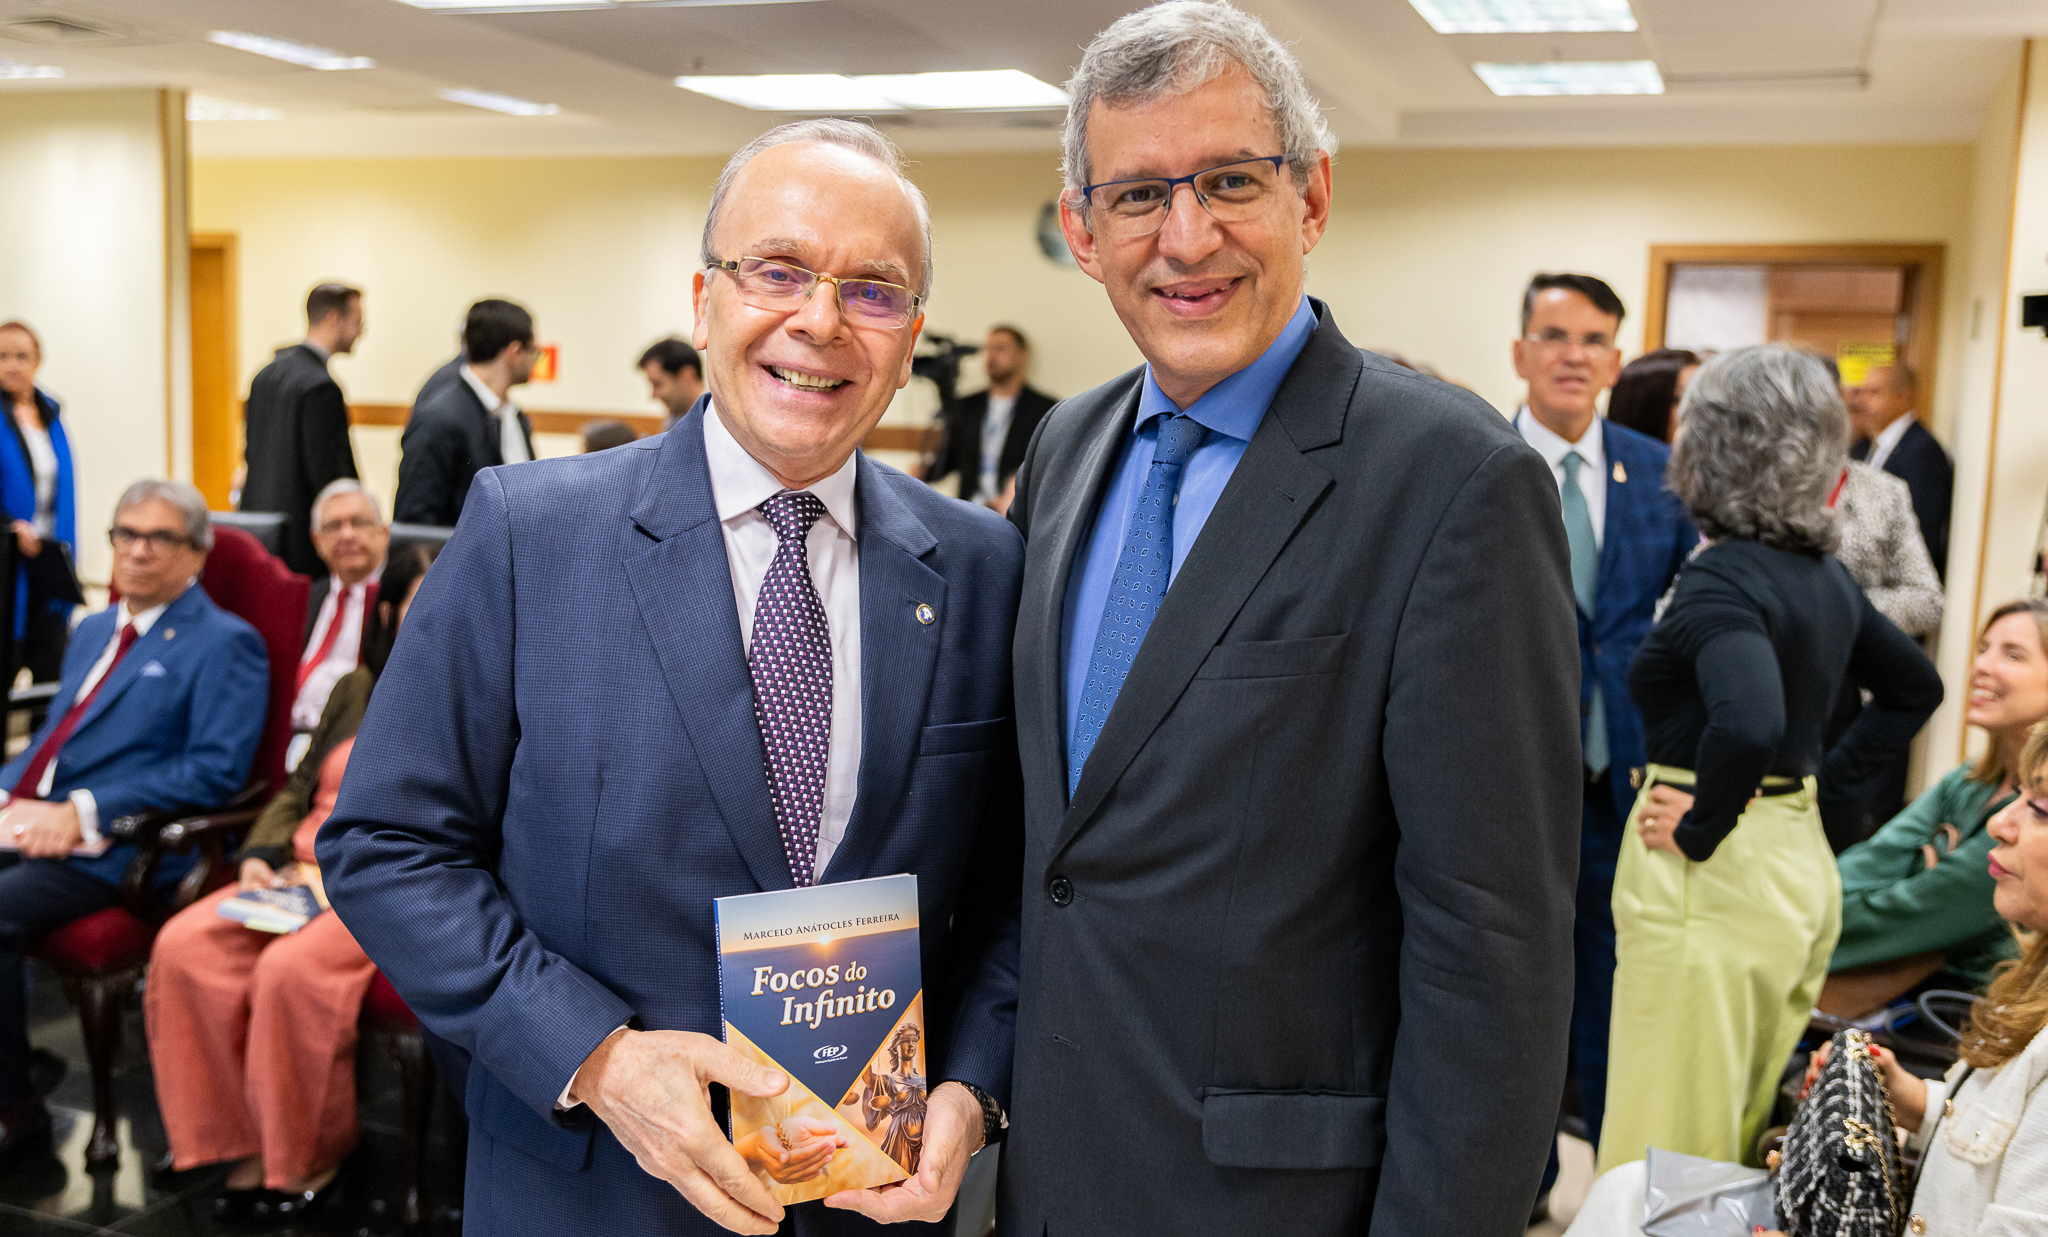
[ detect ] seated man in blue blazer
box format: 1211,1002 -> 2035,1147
0,479 -> 267,1162
321,118 -> 1023,1237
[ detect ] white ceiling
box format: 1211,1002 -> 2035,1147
0,0 -> 2034,158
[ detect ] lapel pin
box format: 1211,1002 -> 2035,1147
1612,461 -> 1627,484
162,628 -> 175,640
914,603 -> 935,626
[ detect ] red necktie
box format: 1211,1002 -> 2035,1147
14,623 -> 136,800
297,590 -> 349,694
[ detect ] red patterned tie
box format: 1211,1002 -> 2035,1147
14,623 -> 136,800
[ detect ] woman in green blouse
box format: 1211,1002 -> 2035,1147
1824,598 -> 2048,1016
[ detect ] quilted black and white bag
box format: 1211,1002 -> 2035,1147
1774,1029 -> 1906,1237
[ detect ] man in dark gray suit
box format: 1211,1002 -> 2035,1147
998,4 -> 1581,1233
240,283 -> 363,575
394,299 -> 538,527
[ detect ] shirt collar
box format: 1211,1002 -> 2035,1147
461,365 -> 509,416
1135,296 -> 1317,442
1516,407 -> 1604,471
119,579 -> 193,636
703,401 -> 859,540
1872,411 -> 1915,455
302,339 -> 330,363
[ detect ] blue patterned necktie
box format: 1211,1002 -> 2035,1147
1559,450 -> 1608,776
1068,413 -> 1210,797
749,491 -> 833,886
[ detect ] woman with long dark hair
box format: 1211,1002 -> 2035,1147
1605,347 -> 1699,444
0,320 -> 75,683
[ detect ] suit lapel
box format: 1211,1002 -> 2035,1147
1016,374 -> 1142,802
1593,422 -> 1632,618
620,406 -> 791,893
77,587 -> 207,734
1054,310 -> 1352,858
817,461 -> 943,883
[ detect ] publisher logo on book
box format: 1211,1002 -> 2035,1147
815,1045 -> 849,1063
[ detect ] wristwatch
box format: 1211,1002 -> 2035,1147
951,1080 -> 1008,1149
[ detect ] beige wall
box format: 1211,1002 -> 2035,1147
0,89 -> 187,584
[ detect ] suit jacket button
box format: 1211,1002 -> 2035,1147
1048,877 -> 1073,906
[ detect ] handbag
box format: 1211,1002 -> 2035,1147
1774,1028 -> 1907,1237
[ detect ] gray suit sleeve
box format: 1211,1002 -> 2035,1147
1374,441 -> 1581,1234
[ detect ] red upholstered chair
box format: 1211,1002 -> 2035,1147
27,525 -> 308,1170
362,972 -> 440,1230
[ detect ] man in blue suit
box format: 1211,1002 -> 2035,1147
0,479 -> 267,1162
1511,274 -> 1696,1204
321,118 -> 1023,1237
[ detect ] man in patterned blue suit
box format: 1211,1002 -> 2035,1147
1511,273 -> 1697,1209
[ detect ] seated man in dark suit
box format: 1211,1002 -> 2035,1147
923,325 -> 1055,513
393,300 -> 539,527
289,478 -> 388,770
1849,362 -> 1952,579
0,479 -> 267,1164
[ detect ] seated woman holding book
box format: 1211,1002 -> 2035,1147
1821,598 -> 2048,1018
144,544 -> 437,1221
1570,719 -> 2048,1235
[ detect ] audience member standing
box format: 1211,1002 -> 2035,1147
1848,363 -> 1951,578
1600,345 -> 1941,1172
1511,274 -> 1696,1170
638,337 -> 703,429
146,544 -> 436,1220
0,321 -> 75,684
1604,347 -> 1698,444
241,284 -> 364,576
925,325 -> 1055,510
393,299 -> 538,528
288,480 -> 388,771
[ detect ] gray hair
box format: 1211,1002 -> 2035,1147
311,477 -> 381,529
115,479 -> 212,552
1667,344 -> 1847,556
1062,0 -> 1336,199
700,119 -> 934,299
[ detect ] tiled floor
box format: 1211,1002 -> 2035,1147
0,960 -> 466,1236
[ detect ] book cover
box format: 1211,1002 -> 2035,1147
216,884 -> 324,934
715,873 -> 924,1206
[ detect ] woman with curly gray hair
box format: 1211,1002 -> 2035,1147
1596,344 -> 1942,1173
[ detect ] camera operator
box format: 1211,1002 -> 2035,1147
924,325 -> 1055,514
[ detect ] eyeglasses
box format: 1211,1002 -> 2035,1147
707,257 -> 922,329
317,515 -> 384,536
109,526 -> 191,552
1074,156 -> 1292,239
1523,329 -> 1619,357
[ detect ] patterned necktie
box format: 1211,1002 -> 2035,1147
748,492 -> 833,887
1068,413 -> 1209,797
1559,450 -> 1608,776
15,623 -> 136,799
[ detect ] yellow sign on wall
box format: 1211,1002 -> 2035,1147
1836,342 -> 1896,387
530,344 -> 559,382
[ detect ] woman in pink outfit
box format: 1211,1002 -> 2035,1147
145,544 -> 435,1220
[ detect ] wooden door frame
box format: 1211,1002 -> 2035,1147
189,232 -> 239,508
1642,242 -> 1947,424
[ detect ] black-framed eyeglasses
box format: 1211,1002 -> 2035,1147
109,526 -> 191,552
1073,155 -> 1292,239
707,256 -> 923,329
1522,328 -> 1618,357
316,515 -> 384,536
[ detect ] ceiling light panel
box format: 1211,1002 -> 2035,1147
0,60 -> 61,80
1474,59 -> 1663,95
188,96 -> 281,121
676,71 -> 1067,112
440,88 -> 560,115
1411,0 -> 1636,34
395,0 -> 609,9
208,31 -> 374,71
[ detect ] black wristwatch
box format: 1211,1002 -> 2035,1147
951,1080 -> 1008,1148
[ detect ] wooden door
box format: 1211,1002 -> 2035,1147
189,233 -> 238,508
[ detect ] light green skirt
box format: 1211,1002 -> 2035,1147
1596,763 -> 1840,1172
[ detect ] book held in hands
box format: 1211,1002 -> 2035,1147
715,873 -> 926,1206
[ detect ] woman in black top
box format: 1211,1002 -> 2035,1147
1595,345 -> 1942,1174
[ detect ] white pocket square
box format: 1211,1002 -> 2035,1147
139,661 -> 167,678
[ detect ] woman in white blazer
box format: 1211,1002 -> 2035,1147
1569,719 -> 2048,1234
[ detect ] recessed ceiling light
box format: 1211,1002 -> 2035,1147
1473,60 -> 1663,95
676,70 -> 1067,112
188,95 -> 282,121
440,88 -> 560,116
395,0 -> 609,8
208,31 -> 374,71
1410,0 -> 1636,33
0,60 -> 62,80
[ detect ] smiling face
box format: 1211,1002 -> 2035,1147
1058,63 -> 1330,410
1970,612 -> 2048,740
1987,775 -> 2048,931
692,141 -> 926,489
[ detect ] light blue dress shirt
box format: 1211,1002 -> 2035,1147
1060,296 -> 1318,754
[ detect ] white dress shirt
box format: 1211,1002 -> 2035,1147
1517,407 -> 1607,549
14,413 -> 56,536
977,391 -> 1017,503
462,365 -> 530,465
1864,410 -> 1915,472
18,591 -> 181,846
287,574 -> 377,768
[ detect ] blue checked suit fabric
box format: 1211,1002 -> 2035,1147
748,491 -> 833,886
1068,412 -> 1209,797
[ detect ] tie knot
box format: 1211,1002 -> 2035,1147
759,491 -> 827,543
1562,449 -> 1584,472
1152,413 -> 1208,468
